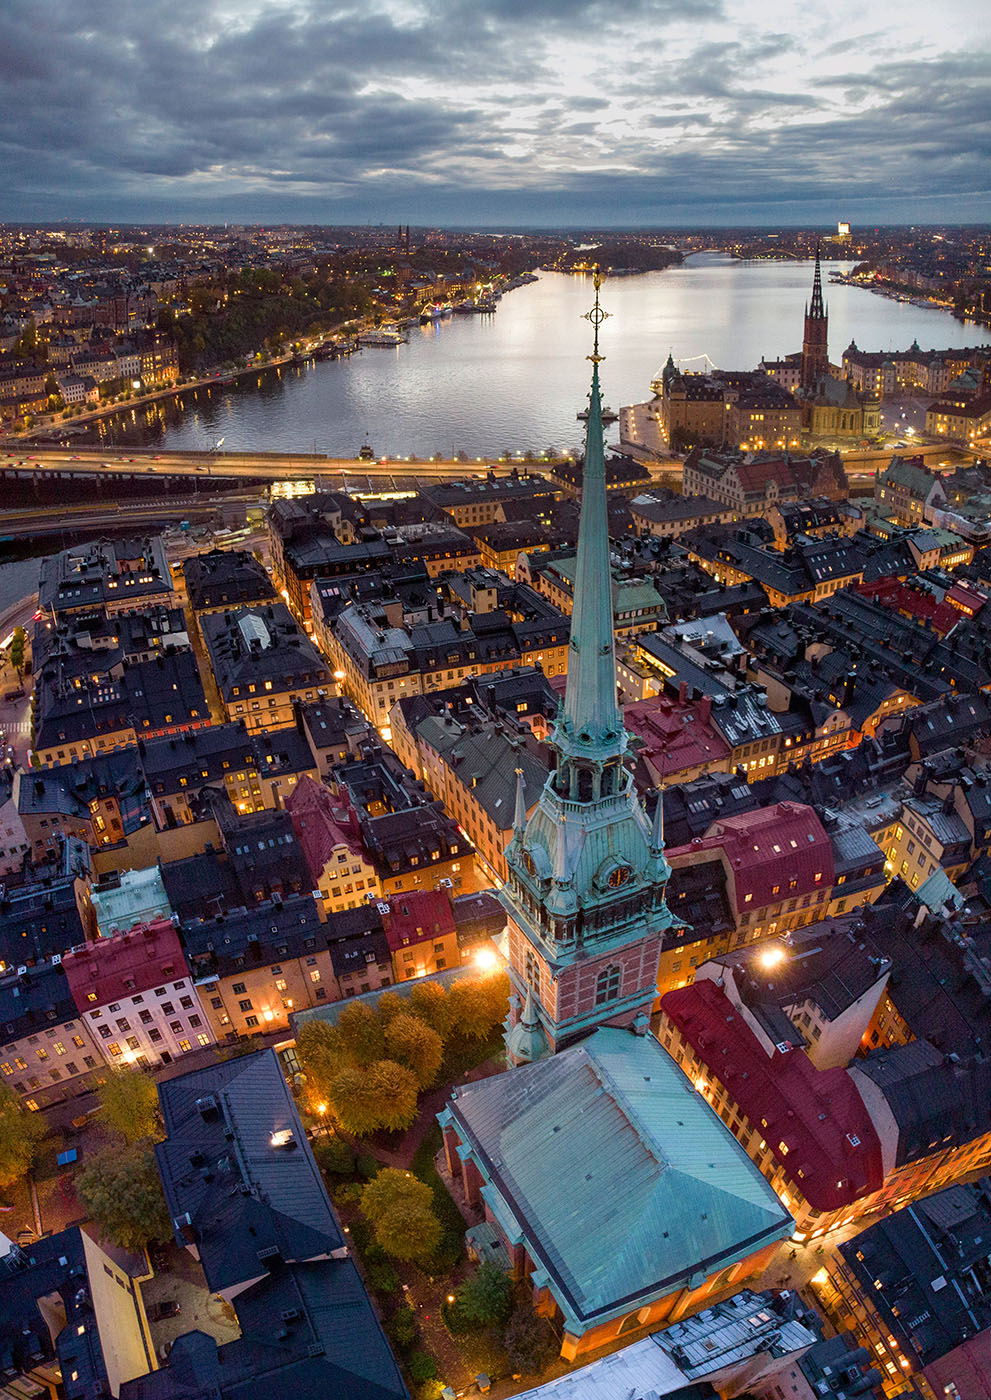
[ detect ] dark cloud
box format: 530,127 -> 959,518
0,0 -> 987,223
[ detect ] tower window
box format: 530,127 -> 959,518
525,950 -> 540,992
596,964 -> 622,1006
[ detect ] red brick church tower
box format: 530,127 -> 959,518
801,245 -> 829,388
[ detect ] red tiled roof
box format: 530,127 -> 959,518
667,801 -> 834,911
382,889 -> 456,951
63,917 -> 188,1010
285,774 -> 363,883
624,695 -> 731,780
855,578 -> 960,636
661,977 -> 884,1212
946,583 -> 986,617
733,459 -> 799,493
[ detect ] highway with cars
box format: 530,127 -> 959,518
0,443 -> 541,483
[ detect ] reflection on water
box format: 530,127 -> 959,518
90,261 -> 991,460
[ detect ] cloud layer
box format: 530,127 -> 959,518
3,0 -> 989,224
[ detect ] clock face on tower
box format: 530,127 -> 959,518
607,864 -> 633,889
521,850 -> 537,879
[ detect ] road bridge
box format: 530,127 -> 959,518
0,443 -> 549,483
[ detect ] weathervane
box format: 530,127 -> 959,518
584,264 -> 609,363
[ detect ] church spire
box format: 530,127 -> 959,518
809,243 -> 825,320
801,243 -> 829,389
650,788 -> 665,852
559,268 -> 622,756
512,767 -> 526,838
500,267 -> 673,1061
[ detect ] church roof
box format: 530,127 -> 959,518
444,1027 -> 791,1325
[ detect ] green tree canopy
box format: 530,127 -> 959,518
77,1144 -> 171,1251
376,991 -> 405,1022
446,974 -> 510,1041
361,1168 -> 440,1263
452,1261 -> 513,1328
9,627 -> 26,676
406,981 -> 451,1038
98,1068 -> 161,1143
335,1000 -> 386,1066
0,1084 -> 45,1191
384,1013 -> 443,1090
328,1059 -> 419,1136
296,1018 -> 347,1106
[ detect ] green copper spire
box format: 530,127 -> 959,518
559,270 -> 623,760
500,269 -> 673,1059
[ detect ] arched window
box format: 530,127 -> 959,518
525,950 -> 540,992
595,964 -> 621,1006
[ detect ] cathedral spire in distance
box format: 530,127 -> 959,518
801,242 -> 829,389
809,242 -> 825,319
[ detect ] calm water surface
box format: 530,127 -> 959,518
94,256 -> 991,461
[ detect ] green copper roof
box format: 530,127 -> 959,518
882,459 -> 939,495
559,362 -> 624,760
504,987 -> 550,1065
445,1027 -> 791,1326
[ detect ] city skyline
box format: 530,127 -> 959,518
3,0 -> 989,226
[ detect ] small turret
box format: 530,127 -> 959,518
505,987 -> 550,1066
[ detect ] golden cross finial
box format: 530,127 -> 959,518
584,264 -> 609,363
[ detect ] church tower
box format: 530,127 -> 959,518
503,273 -> 673,1065
800,244 -> 829,388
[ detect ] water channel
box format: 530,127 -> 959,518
88,257 -> 991,462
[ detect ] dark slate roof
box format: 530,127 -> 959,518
180,895 -> 324,980
160,851 -> 240,921
327,925 -> 392,981
200,605 -> 329,700
16,746 -> 149,833
0,959 -> 79,1040
854,897 -> 991,1060
663,855 -> 733,942
155,1049 -> 343,1296
182,549 -> 277,612
852,1040 -> 991,1167
0,871 -> 89,967
0,1227 -> 112,1400
838,1178 -> 991,1370
636,634 -> 732,699
655,774 -> 759,849
34,650 -> 208,749
139,721 -> 256,789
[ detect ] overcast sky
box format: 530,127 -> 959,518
3,0 -> 989,227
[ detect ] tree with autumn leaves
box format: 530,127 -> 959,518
296,972 -> 508,1137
